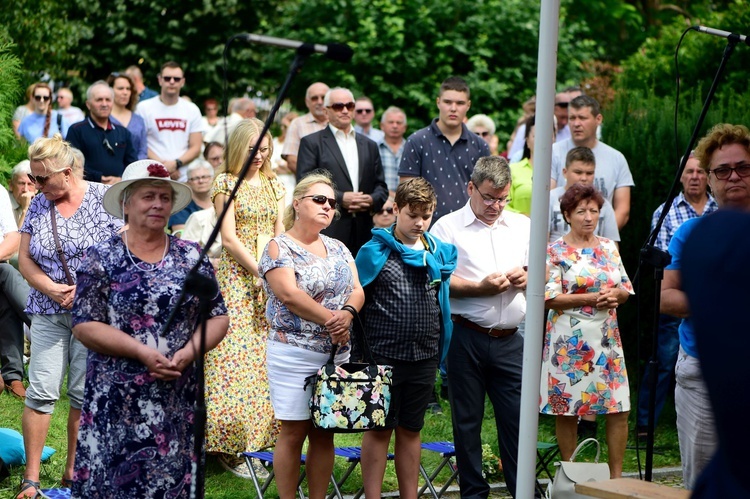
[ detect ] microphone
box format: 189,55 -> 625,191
241,34 -> 354,62
694,25 -> 749,46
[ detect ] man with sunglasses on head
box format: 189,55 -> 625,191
296,87 -> 388,256
661,123 -> 750,490
281,82 -> 330,176
136,61 -> 204,182
66,81 -> 137,185
398,76 -> 490,225
353,96 -> 384,143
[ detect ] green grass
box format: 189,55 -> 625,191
0,380 -> 681,498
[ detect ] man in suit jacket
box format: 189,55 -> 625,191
297,87 -> 388,256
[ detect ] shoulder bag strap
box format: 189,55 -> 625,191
50,208 -> 75,285
341,304 -> 376,365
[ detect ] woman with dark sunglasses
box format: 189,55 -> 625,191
18,83 -> 70,143
16,135 -> 122,498
206,118 -> 286,477
259,171 -> 364,499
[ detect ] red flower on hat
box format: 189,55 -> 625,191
147,163 -> 170,178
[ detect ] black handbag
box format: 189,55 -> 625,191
304,305 -> 393,433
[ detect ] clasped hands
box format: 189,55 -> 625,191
479,266 -> 527,294
342,192 -> 373,213
325,309 -> 353,345
140,344 -> 195,381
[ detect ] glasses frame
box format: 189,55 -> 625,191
476,188 -> 511,206
300,194 -> 337,209
28,170 -> 66,186
327,102 -> 356,112
34,95 -> 51,102
708,164 -> 750,180
377,207 -> 394,215
355,108 -> 374,115
103,138 -> 115,156
188,174 -> 213,183
161,76 -> 183,83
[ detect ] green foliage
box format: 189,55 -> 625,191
604,87 -> 750,362
257,0 -> 599,138
0,36 -> 24,185
617,2 -> 750,97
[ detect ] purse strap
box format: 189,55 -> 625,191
50,208 -> 75,286
569,437 -> 601,463
327,305 -> 376,365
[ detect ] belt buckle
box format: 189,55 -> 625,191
487,327 -> 502,338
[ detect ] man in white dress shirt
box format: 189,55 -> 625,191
430,156 -> 530,499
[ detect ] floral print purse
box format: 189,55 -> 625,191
305,306 -> 393,432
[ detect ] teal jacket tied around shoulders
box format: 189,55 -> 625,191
355,225 -> 458,362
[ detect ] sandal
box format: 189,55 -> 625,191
17,479 -> 47,499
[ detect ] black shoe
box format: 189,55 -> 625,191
440,383 -> 448,400
427,402 -> 443,415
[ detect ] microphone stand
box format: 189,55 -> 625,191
158,43 -> 317,499
640,33 -> 740,481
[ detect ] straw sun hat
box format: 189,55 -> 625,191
103,160 -> 193,219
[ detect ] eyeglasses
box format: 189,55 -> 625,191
709,164 -> 750,180
27,172 -> 59,186
476,188 -> 511,206
301,194 -> 337,209
207,155 -> 223,163
377,207 -> 394,215
476,131 -> 490,137
103,138 -> 115,156
188,174 -> 213,182
327,102 -> 356,112
34,95 -> 51,102
355,108 -> 373,115
161,76 -> 183,83
554,102 -> 569,108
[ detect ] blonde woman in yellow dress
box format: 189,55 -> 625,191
206,118 -> 286,476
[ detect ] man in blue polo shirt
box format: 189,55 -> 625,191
66,81 -> 137,184
661,123 -> 750,489
398,76 -> 490,224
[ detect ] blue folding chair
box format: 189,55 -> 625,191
243,450 -> 308,498
327,446 -> 395,499
418,441 -> 459,499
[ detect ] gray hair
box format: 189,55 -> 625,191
11,160 -> 31,179
466,114 -> 496,136
70,147 -> 85,178
323,87 -> 354,107
471,156 -> 511,189
231,97 -> 254,113
86,80 -> 114,102
380,106 -> 407,126
185,160 -> 213,177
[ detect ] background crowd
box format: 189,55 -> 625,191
0,55 -> 746,499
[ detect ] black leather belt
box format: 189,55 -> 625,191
452,315 -> 518,338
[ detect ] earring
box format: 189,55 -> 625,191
295,210 -> 300,220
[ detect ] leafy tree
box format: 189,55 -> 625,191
259,0 -> 599,137
0,32 -> 25,183
616,1 -> 750,97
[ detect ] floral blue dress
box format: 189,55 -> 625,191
70,235 -> 226,499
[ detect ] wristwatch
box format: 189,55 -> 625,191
175,158 -> 183,169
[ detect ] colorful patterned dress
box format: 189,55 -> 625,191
540,237 -> 634,416
70,236 -> 226,499
206,172 -> 285,454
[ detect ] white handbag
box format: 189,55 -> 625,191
546,438 -> 611,499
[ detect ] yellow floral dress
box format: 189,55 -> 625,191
206,171 -> 285,454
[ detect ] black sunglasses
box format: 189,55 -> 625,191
301,194 -> 337,209
328,102 -> 355,112
34,95 -> 51,102
103,138 -> 115,155
28,172 -> 54,186
355,108 -> 373,114
554,102 -> 569,108
162,76 -> 183,83
377,207 -> 394,215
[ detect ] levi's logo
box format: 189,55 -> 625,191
155,118 -> 187,131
